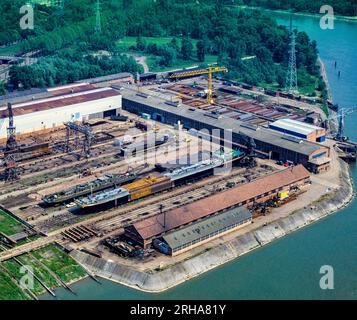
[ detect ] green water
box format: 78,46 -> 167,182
43,12 -> 357,300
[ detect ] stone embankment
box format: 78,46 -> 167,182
71,160 -> 354,292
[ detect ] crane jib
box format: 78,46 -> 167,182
168,67 -> 228,78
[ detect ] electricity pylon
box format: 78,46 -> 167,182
95,0 -> 102,33
285,16 -> 298,93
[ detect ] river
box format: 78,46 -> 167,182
42,11 -> 357,300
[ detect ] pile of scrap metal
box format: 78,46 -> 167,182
103,236 -> 144,257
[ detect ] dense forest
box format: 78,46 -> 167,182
241,0 -> 357,17
1,0 -> 324,97
9,53 -> 141,88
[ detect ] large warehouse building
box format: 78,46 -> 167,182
269,118 -> 326,142
120,87 -> 330,172
124,165 -> 311,251
76,72 -> 134,87
0,83 -> 122,139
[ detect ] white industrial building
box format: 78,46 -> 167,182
269,118 -> 326,142
0,83 -> 122,139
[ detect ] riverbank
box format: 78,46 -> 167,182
318,56 -> 333,102
234,5 -> 357,23
69,159 -> 354,293
38,9 -> 357,300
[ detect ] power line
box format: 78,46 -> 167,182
285,16 -> 298,93
95,0 -> 102,34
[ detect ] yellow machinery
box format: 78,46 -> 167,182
168,66 -> 228,104
278,190 -> 289,200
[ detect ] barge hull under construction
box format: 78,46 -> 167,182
75,188 -> 130,208
43,173 -> 137,205
76,154 -> 241,209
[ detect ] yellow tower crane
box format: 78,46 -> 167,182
168,66 -> 228,104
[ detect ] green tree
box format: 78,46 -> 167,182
146,43 -> 158,55
122,0 -> 134,10
169,38 -> 179,51
136,36 -> 147,51
158,45 -> 177,67
181,38 -> 193,61
2,0 -> 321,94
196,40 -> 205,62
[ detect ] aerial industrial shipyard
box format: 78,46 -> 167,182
0,66 -> 355,297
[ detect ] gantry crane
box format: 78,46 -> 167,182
168,66 -> 228,104
326,107 -> 356,141
64,121 -> 94,158
4,103 -> 19,182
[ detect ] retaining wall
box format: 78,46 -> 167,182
71,160 -> 354,292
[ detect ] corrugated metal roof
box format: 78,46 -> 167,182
120,87 -> 328,156
0,83 -> 95,106
0,88 -> 48,104
47,83 -> 87,90
168,67 -> 204,76
270,119 -> 323,136
76,73 -> 133,84
49,84 -> 95,96
162,206 -> 252,250
130,165 -> 310,240
308,156 -> 331,165
0,87 -> 120,118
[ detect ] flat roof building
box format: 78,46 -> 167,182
119,87 -> 330,171
269,118 -> 326,142
0,83 -> 122,139
76,73 -> 134,86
